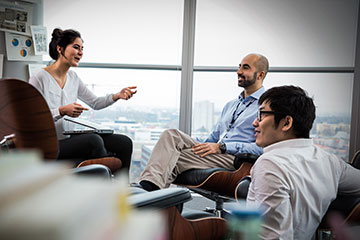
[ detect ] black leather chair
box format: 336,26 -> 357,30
235,175 -> 252,200
1,133 -> 116,180
129,187 -> 227,240
174,153 -> 259,217
72,164 -> 113,179
0,78 -> 122,174
316,151 -> 360,239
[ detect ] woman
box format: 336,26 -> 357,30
29,28 -> 137,171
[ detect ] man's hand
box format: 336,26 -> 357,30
59,103 -> 88,118
113,86 -> 137,101
192,142 -> 221,158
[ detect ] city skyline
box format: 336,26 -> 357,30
70,67 -> 354,118
78,101 -> 352,181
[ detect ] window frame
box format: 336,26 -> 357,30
42,0 -> 360,161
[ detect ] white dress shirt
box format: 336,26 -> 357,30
247,138 -> 360,240
29,69 -> 115,140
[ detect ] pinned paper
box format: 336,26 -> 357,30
30,25 -> 47,55
0,0 -> 33,36
5,32 -> 41,61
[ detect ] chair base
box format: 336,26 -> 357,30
188,187 -> 235,218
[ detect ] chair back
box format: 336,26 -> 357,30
350,150 -> 360,169
0,78 -> 58,160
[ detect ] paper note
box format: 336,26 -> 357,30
30,25 -> 47,55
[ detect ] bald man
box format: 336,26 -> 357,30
138,53 -> 269,191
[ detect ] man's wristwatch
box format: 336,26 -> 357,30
219,142 -> 226,154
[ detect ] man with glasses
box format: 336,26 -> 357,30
137,53 -> 269,191
248,85 -> 360,239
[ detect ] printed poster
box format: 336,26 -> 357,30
30,25 -> 47,55
5,32 -> 41,61
0,0 -> 33,36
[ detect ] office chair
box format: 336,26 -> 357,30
0,78 -> 122,174
129,187 -> 227,240
174,153 -> 259,217
316,151 -> 360,239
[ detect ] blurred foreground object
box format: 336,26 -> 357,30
0,151 -> 165,240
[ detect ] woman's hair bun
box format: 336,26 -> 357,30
51,28 -> 63,41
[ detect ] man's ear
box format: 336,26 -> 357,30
281,115 -> 293,132
257,71 -> 265,81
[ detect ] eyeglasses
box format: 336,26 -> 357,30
257,110 -> 286,122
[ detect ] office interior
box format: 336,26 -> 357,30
1,0 -> 360,239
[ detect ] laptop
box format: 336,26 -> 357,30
63,117 -> 114,135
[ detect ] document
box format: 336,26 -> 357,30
30,25 -> 47,55
0,0 -> 33,36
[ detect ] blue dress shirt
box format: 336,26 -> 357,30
202,87 -> 265,155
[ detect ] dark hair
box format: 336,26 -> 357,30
259,85 -> 316,138
49,28 -> 82,60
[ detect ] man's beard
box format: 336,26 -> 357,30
238,72 -> 257,88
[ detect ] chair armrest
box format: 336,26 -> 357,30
351,151 -> 360,169
235,176 -> 251,200
72,164 -> 112,179
128,188 -> 192,209
174,168 -> 229,186
0,134 -> 16,153
233,153 -> 259,169
319,195 -> 360,230
76,157 -> 122,173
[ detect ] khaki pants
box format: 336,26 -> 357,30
140,129 -> 235,188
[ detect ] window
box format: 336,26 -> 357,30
192,71 -> 353,161
44,0 -> 184,65
44,0 -> 184,181
44,0 -> 358,181
195,0 -> 357,67
72,68 -> 181,181
192,0 -> 358,161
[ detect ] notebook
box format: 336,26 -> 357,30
63,117 -> 114,135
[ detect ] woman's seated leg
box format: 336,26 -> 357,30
101,134 -> 133,170
58,133 -> 107,166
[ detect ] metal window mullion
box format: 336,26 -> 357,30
61,62 -> 354,73
193,66 -> 354,73
179,0 -> 196,134
349,1 -> 360,161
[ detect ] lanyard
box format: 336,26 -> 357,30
227,98 -> 255,131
